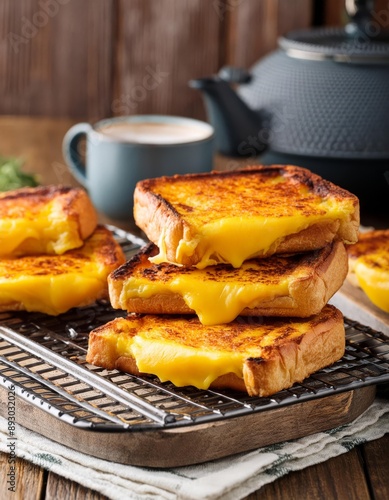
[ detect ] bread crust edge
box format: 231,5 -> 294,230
109,241 -> 348,319
86,306 -> 345,397
133,165 -> 360,266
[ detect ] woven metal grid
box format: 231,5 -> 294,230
0,228 -> 388,432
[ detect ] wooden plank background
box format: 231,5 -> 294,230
0,0 -> 386,121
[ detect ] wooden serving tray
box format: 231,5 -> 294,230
0,227 -> 386,468
0,384 -> 376,468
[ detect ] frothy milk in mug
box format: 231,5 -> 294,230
63,115 -> 214,219
97,121 -> 213,144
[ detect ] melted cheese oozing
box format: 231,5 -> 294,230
121,267 -> 290,325
152,198 -> 352,269
129,338 -> 244,389
0,202 -> 83,256
109,316 -> 313,390
116,331 -> 246,388
353,256 -> 389,312
0,226 -> 124,315
0,274 -> 107,315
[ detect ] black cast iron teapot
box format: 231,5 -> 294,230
190,0 -> 389,215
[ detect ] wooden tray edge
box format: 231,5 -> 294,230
0,385 -> 376,468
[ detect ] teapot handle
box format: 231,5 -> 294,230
218,66 -> 252,85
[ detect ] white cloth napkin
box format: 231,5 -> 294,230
1,397 -> 388,500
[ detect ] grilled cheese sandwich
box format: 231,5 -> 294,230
87,165 -> 356,397
347,229 -> 389,312
134,165 -> 359,268
86,305 -> 345,397
0,225 -> 125,315
0,185 -> 98,257
109,240 -> 348,324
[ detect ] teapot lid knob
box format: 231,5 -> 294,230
345,0 -> 386,39
346,0 -> 374,19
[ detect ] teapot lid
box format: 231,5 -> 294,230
279,27 -> 389,64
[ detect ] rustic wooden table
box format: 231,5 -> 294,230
0,116 -> 388,500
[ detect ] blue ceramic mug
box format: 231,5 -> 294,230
62,115 -> 214,219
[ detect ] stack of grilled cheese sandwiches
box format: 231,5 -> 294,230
0,185 -> 125,315
87,165 -> 360,397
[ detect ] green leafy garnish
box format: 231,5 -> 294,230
0,157 -> 39,191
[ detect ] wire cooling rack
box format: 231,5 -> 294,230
0,227 -> 388,432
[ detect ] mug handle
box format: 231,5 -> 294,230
62,123 -> 92,187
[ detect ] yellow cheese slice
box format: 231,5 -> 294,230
120,259 -> 292,325
348,230 -> 389,313
0,275 -> 107,316
150,176 -> 356,268
130,338 -> 244,389
0,226 -> 125,315
98,315 -> 315,390
0,202 -> 84,256
353,255 -> 389,312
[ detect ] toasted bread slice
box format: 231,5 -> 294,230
0,225 -> 125,315
86,305 -> 345,397
347,229 -> 389,313
0,185 -> 98,257
134,165 -> 359,268
109,240 -> 348,324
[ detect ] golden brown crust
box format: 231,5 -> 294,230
347,229 -> 389,260
0,185 -> 98,256
133,165 -> 359,266
60,186 -> 98,242
86,305 -> 345,397
243,307 -> 345,396
134,186 -> 188,262
108,240 -> 348,318
276,220 -> 340,253
346,229 -> 389,297
136,165 -> 355,206
0,225 -> 125,315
